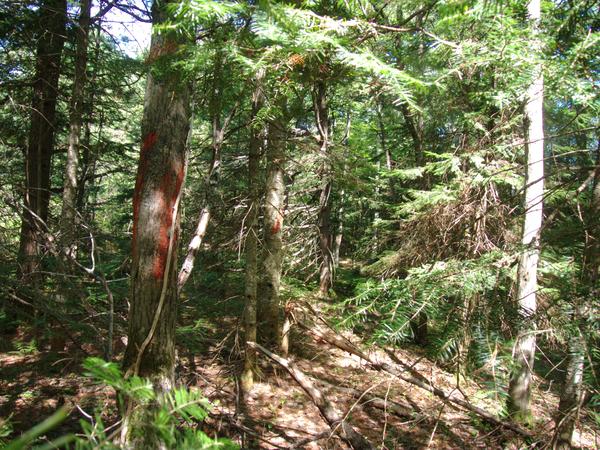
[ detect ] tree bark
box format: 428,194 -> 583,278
554,155 -> 600,447
257,113 -> 286,350
18,0 -> 67,279
59,0 -> 91,259
121,0 -> 191,444
507,0 -> 544,423
241,69 -> 264,392
314,80 -> 334,297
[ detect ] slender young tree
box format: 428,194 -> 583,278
553,162 -> 600,448
121,0 -> 191,443
257,110 -> 287,350
178,49 -> 235,292
314,79 -> 334,297
59,0 -> 92,259
18,0 -> 67,278
507,0 -> 545,422
241,69 -> 265,392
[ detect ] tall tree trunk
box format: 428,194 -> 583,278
400,104 -> 429,345
241,69 -> 264,392
258,114 -> 286,350
18,0 -> 67,279
177,51 -> 229,292
554,161 -> 600,447
507,0 -> 544,422
333,112 -> 351,268
121,0 -> 191,444
314,80 -> 333,297
76,25 -> 102,221
59,0 -> 91,259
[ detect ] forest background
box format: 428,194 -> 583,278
0,0 -> 599,448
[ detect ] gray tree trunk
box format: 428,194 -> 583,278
18,0 -> 67,279
242,69 -> 264,392
314,80 -> 334,297
507,0 -> 544,423
121,0 -> 191,445
554,162 -> 600,447
257,114 -> 286,350
59,0 -> 91,259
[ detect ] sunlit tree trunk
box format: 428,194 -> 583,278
18,0 -> 67,279
121,0 -> 191,445
59,0 -> 91,259
257,114 -> 286,350
242,69 -> 264,391
507,0 -> 544,423
554,163 -> 600,447
314,80 -> 334,297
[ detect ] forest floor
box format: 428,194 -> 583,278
1,264 -> 599,449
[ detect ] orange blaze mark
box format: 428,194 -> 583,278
270,217 -> 282,235
152,159 -> 185,280
132,132 -> 158,254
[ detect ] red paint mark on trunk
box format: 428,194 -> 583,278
132,132 -> 158,253
152,159 -> 185,280
270,217 -> 282,235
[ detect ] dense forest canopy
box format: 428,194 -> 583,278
0,0 -> 599,448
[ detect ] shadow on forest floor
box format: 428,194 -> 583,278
1,264 -> 599,449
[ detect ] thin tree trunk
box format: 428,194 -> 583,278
121,0 -> 191,444
59,0 -> 91,259
314,80 -> 334,297
257,114 -> 286,350
400,103 -> 429,345
18,0 -> 67,279
554,152 -> 600,447
177,52 -> 236,292
76,26 -> 101,220
241,69 -> 264,392
333,112 -> 351,268
507,0 -> 544,422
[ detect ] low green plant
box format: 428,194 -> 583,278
13,339 -> 38,355
4,358 -> 238,449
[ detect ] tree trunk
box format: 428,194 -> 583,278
18,0 -> 67,279
507,0 -> 544,423
121,0 -> 191,444
314,80 -> 334,297
257,114 -> 286,350
554,155 -> 600,447
177,51 -> 228,292
401,104 -> 429,345
241,69 -> 264,392
59,0 -> 91,259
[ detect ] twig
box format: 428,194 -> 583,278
248,341 -> 375,450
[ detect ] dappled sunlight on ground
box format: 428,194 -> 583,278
1,300 -> 598,449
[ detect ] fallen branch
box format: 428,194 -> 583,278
299,324 -> 535,439
248,341 -> 374,450
313,377 -> 414,419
